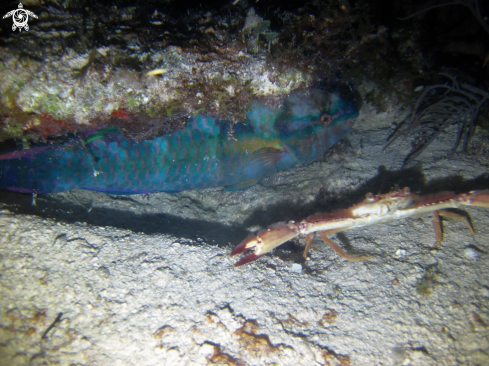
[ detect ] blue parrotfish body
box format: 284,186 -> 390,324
0,83 -> 360,194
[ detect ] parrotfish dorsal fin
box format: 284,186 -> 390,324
284,92 -> 322,121
247,102 -> 280,135
187,115 -> 220,136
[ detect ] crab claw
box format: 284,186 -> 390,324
233,252 -> 267,267
232,222 -> 299,266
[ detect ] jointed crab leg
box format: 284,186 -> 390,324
319,231 -> 372,261
303,228 -> 371,260
432,210 -> 474,246
231,188 -> 489,266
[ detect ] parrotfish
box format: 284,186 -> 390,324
0,82 -> 360,194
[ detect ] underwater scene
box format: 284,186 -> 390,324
0,0 -> 488,365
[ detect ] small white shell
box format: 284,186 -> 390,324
463,247 -> 479,259
291,263 -> 302,273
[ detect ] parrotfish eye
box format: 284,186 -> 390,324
320,114 -> 333,126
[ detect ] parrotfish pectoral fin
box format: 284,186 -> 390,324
247,147 -> 286,176
224,147 -> 286,191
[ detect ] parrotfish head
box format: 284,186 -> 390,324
276,81 -> 361,168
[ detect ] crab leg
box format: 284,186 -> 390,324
431,210 -> 442,246
303,227 -> 372,260
303,233 -> 314,258
438,210 -> 474,235
231,189 -> 489,266
432,210 -> 475,246
318,231 -> 372,261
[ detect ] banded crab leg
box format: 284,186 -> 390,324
318,231 -> 373,261
432,210 -> 475,247
303,229 -> 372,260
231,189 -> 489,267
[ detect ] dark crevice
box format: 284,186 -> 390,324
1,166 -> 487,256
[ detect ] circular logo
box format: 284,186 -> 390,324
12,7 -> 29,31
3,3 -> 38,32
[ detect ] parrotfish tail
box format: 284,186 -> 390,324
0,139 -> 96,194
